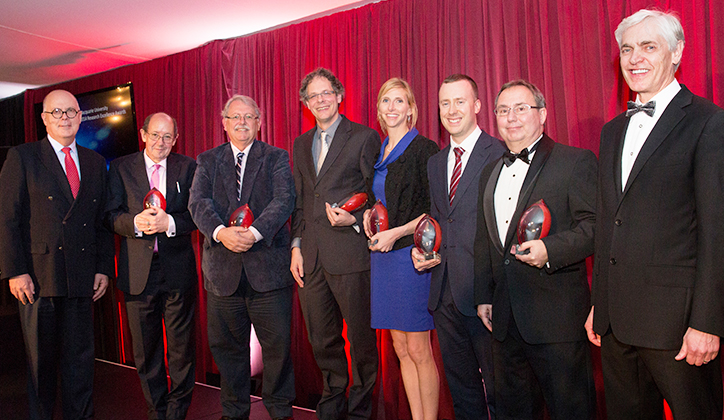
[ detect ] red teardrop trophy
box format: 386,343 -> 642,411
515,199 -> 551,255
229,203 -> 255,228
368,200 -> 389,247
143,187 -> 166,211
414,214 -> 441,260
331,192 -> 368,213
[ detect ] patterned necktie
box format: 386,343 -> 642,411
236,152 -> 244,200
317,132 -> 329,174
626,100 -> 656,117
449,147 -> 464,205
151,164 -> 161,190
61,147 -> 80,198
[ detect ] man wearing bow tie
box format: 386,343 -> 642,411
586,9 -> 724,419
473,79 -> 597,419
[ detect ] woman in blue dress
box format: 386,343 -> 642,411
363,78 -> 440,420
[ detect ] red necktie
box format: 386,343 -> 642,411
150,164 -> 162,253
449,147 -> 464,205
61,147 -> 80,198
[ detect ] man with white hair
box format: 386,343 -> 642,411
586,9 -> 724,419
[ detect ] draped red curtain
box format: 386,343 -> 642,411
21,0 -> 724,418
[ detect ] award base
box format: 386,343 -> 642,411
515,244 -> 530,255
423,251 -> 439,260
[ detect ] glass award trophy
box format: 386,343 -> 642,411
229,203 -> 255,228
515,199 -> 551,255
414,214 -> 441,260
331,192 -> 368,212
143,188 -> 166,210
368,200 -> 389,247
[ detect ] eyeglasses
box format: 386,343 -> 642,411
146,132 -> 176,143
224,114 -> 259,123
494,104 -> 543,117
306,90 -> 335,103
43,108 -> 79,119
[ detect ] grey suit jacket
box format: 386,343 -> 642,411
105,151 -> 198,294
291,115 -> 380,275
593,85 -> 724,349
189,140 -> 295,296
474,135 -> 597,344
426,130 -> 505,316
0,138 -> 114,297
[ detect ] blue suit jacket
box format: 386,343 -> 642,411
189,140 -> 295,297
426,131 -> 505,316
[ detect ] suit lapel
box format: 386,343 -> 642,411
504,136 -> 554,248
220,143 -> 239,205
611,118 -> 628,199
40,139 -> 74,204
240,141 -> 262,205
621,87 -> 691,198
484,159 -> 505,255
165,153 -> 180,210
433,145 -> 452,217
450,133 -> 485,212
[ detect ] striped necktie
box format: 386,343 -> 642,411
449,147 -> 464,205
236,152 -> 244,200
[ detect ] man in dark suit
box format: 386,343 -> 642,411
289,68 -> 380,420
0,89 -> 114,420
411,74 -> 504,420
106,112 -> 198,420
473,80 -> 597,419
586,9 -> 724,419
189,95 -> 295,420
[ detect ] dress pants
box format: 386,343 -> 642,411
125,257 -> 196,420
207,272 -> 295,420
492,310 -> 596,420
432,268 -> 495,420
297,263 -> 378,420
19,296 -> 95,420
601,330 -> 723,420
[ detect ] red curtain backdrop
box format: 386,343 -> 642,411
20,0 -> 724,418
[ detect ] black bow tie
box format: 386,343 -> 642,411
503,148 -> 530,167
626,100 -> 656,117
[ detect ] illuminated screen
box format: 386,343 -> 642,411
34,82 -> 139,166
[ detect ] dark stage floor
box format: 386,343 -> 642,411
0,312 -> 316,420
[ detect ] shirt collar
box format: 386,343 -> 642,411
316,114 -> 343,140
230,139 -> 254,159
47,135 -> 77,154
451,126 -> 482,152
143,150 -> 167,170
635,79 -> 681,118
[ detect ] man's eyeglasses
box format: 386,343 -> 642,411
146,132 -> 176,143
494,104 -> 543,117
306,90 -> 335,103
224,114 -> 259,123
43,108 -> 79,119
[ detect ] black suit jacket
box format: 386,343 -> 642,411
0,138 -> 114,297
105,152 -> 198,294
426,131 -> 505,316
474,135 -> 597,344
291,115 -> 380,275
593,85 -> 724,349
383,134 -> 439,251
189,140 -> 295,297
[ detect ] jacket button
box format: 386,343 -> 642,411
447,218 -> 453,223
609,258 -> 616,265
48,196 -> 53,201
58,246 -> 63,250
615,219 -> 622,226
504,259 -> 510,265
315,193 -> 320,198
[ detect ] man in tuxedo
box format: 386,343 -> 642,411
0,89 -> 114,419
106,112 -> 198,420
289,67 -> 380,420
189,95 -> 295,420
586,9 -> 724,419
473,80 -> 597,419
412,74 -> 504,420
